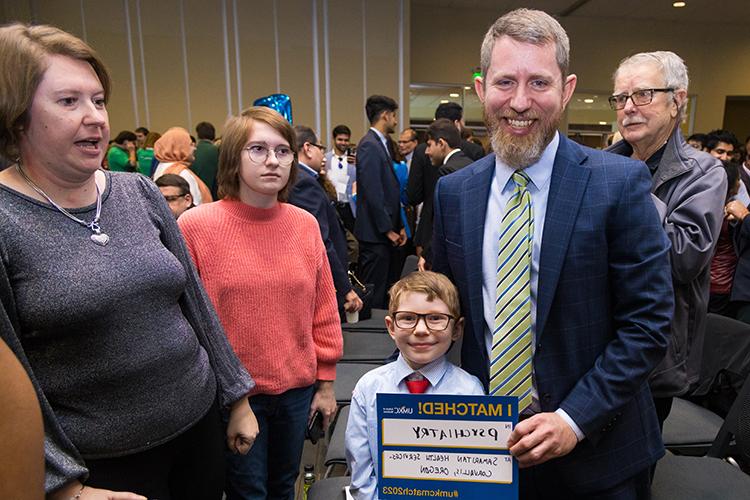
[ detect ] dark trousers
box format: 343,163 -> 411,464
520,464 -> 651,500
224,385 -> 315,500
85,402 -> 225,500
358,241 -> 401,309
708,293 -> 735,317
653,396 -> 674,431
734,301 -> 750,324
335,202 -> 355,233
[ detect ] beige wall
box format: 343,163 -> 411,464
411,6 -> 750,134
2,0 -> 410,142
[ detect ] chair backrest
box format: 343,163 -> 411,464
400,254 -> 419,278
736,377 -> 750,467
708,372 -> 750,466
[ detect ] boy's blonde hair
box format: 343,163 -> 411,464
388,271 -> 460,318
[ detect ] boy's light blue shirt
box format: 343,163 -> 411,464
345,353 -> 485,500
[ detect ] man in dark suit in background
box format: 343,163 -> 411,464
354,95 -> 405,309
434,101 -> 485,161
417,118 -> 472,270
427,119 -> 473,177
289,125 -> 362,317
432,9 -> 673,498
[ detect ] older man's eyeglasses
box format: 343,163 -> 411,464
608,88 -> 674,110
244,143 -> 295,166
392,311 -> 454,331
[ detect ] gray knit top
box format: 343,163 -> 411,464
0,171 -> 254,493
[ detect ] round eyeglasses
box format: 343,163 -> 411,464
244,143 -> 295,166
608,88 -> 674,111
392,311 -> 454,331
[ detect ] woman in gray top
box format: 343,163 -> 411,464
0,23 -> 259,500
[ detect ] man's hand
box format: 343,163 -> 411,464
386,230 -> 401,246
507,412 -> 578,468
417,255 -> 427,272
397,228 -> 407,246
344,289 -> 363,312
725,200 -> 749,221
226,397 -> 259,454
310,381 -> 337,431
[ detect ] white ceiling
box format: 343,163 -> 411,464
411,0 -> 750,25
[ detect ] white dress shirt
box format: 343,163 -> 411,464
327,151 -> 352,202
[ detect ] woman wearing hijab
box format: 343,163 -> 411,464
153,127 -> 213,205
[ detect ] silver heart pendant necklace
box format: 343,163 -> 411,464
16,164 -> 110,246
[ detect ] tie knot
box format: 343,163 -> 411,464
406,372 -> 425,382
512,170 -> 531,189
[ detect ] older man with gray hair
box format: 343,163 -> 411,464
607,51 -> 726,429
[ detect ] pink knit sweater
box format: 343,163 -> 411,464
178,199 -> 343,395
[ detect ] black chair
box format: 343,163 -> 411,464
652,451 -> 750,499
400,254 -> 419,277
306,476 -> 350,500
652,375 -> 750,498
334,363 -> 378,403
324,404 -> 350,476
662,397 -> 723,456
341,330 -> 394,364
693,314 -> 750,404
663,314 -> 750,456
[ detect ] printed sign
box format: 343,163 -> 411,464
377,394 -> 518,499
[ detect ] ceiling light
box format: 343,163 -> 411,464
673,1 -> 686,7
449,93 -> 460,98
464,86 -> 471,90
598,121 -> 608,125
440,99 -> 449,104
584,98 -> 594,103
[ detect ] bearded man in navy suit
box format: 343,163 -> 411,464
431,9 -> 674,499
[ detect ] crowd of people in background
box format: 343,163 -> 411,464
103,112 -> 750,340
2,5 -> 750,500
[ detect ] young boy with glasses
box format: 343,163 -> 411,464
345,271 -> 484,499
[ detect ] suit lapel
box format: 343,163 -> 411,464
460,156 -> 495,351
369,129 -> 399,183
536,137 -> 590,340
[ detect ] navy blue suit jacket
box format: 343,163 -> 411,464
432,136 -> 674,492
288,164 -> 351,299
354,129 -> 402,244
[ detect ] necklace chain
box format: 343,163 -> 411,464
16,164 -> 104,235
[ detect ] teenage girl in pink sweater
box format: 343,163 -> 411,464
178,107 -> 343,499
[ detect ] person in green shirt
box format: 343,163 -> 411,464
137,131 -> 161,176
191,121 -> 219,199
107,130 -> 137,172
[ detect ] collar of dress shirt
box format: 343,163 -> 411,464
298,161 -> 318,178
370,127 -> 390,153
493,131 -> 559,193
443,148 -> 461,165
394,353 -> 449,388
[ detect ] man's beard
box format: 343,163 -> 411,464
485,106 -> 561,169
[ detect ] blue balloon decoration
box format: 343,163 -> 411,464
253,94 -> 293,124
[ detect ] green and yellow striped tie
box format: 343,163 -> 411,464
489,170 -> 533,411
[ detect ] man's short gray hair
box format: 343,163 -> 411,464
479,8 -> 570,81
614,51 -> 689,120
